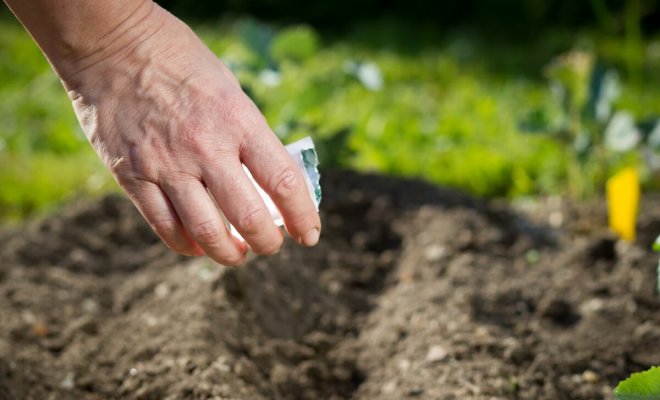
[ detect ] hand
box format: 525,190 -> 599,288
60,4 -> 321,265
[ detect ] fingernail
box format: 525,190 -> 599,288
302,228 -> 320,247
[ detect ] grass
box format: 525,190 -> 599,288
0,16 -> 659,220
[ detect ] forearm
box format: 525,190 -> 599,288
3,0 -> 164,81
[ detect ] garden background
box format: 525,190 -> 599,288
1,0 -> 659,219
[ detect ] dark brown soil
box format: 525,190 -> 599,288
0,170 -> 658,400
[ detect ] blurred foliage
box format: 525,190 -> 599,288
206,19 -> 659,198
0,8 -> 659,219
0,21 -> 117,220
271,25 -> 320,63
0,152 -> 115,219
521,47 -> 660,198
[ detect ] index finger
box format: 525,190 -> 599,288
240,130 -> 321,247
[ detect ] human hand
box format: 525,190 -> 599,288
58,4 -> 321,265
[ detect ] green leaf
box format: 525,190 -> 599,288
653,235 -> 660,252
235,19 -> 274,65
640,119 -> 660,149
587,67 -> 620,122
271,25 -> 319,63
604,111 -> 641,152
615,367 -> 660,400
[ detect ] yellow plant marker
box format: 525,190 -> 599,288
606,167 -> 640,241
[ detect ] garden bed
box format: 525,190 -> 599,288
0,170 -> 658,399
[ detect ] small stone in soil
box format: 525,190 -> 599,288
154,283 -> 170,298
81,298 -> 99,314
60,372 -> 75,390
143,314 -> 158,327
381,381 -> 397,394
424,245 -> 446,262
425,345 -> 448,363
582,370 -> 599,383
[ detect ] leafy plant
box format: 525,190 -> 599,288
611,238 -> 660,398
521,49 -> 659,198
614,366 -> 660,400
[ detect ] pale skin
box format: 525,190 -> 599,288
3,0 -> 322,265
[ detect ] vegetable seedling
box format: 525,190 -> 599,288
613,239 -> 660,399
614,366 -> 660,400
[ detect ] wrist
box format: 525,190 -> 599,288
59,6 -> 222,98
53,1 -> 168,83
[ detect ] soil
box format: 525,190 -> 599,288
0,170 -> 658,400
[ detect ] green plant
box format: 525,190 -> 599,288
521,48 -> 659,198
614,239 -> 660,399
614,366 -> 660,400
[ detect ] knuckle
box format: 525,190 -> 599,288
148,216 -> 195,255
236,207 -> 269,236
190,219 -> 224,245
271,167 -> 303,199
286,211 -> 316,231
150,217 -> 179,239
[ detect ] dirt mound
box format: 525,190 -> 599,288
0,170 -> 658,399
